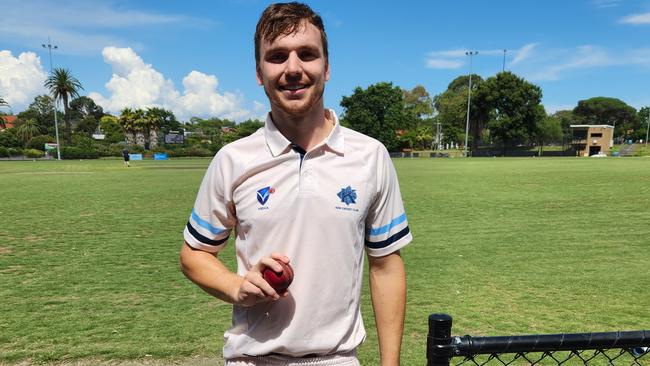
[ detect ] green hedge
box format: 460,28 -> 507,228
61,147 -> 100,159
8,147 -> 23,156
25,149 -> 45,158
0,146 -> 8,157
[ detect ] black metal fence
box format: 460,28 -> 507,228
428,314 -> 650,366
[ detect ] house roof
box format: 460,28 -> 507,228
569,124 -> 614,129
0,115 -> 17,130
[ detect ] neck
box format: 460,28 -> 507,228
270,104 -> 334,151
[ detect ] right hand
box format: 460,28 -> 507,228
233,253 -> 290,307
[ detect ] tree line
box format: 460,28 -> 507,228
2,68 -> 648,158
341,72 -> 649,154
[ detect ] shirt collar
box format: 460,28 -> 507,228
264,109 -> 345,157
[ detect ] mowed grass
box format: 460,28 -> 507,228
0,157 -> 649,365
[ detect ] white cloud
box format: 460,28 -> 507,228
515,45 -> 650,81
0,50 -> 47,111
426,58 -> 464,69
89,47 -> 252,122
593,0 -> 622,8
426,48 -> 511,70
428,49 -> 470,58
620,12 -> 650,25
511,43 -> 538,65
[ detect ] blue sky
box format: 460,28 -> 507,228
1,0 -> 649,122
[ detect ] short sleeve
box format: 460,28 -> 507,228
183,151 -> 237,253
364,146 -> 412,257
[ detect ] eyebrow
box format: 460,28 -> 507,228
263,41 -> 322,55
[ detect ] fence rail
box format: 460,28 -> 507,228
428,313 -> 650,366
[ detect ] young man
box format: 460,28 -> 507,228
180,3 -> 411,365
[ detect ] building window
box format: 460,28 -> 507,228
591,133 -> 602,138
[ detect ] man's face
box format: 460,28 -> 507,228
256,21 -> 330,118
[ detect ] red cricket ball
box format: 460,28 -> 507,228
262,260 -> 294,293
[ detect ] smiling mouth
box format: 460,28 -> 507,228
281,84 -> 309,91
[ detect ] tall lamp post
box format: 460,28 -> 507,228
464,51 -> 478,157
645,113 -> 650,149
42,38 -> 61,160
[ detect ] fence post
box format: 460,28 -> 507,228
427,313 -> 453,366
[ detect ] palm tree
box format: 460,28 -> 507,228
118,108 -> 136,146
44,68 -> 84,144
0,97 -> 8,107
146,108 -> 163,149
132,109 -> 148,148
16,119 -> 42,144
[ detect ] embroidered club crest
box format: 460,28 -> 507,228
337,186 -> 357,205
257,186 -> 273,205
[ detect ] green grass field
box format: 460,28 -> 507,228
1,157 -> 649,365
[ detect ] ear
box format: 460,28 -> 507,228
256,64 -> 263,86
325,59 -> 330,82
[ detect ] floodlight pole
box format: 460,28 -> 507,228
464,51 -> 478,157
42,38 -> 61,160
645,111 -> 650,149
502,49 -> 506,72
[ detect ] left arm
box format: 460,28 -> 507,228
368,250 -> 406,366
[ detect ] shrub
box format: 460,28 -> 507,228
8,147 -> 23,156
0,146 -> 8,157
61,146 -> 100,159
0,129 -> 21,148
126,145 -> 145,154
25,149 -> 45,158
26,135 -> 55,151
71,134 -> 97,149
186,145 -> 213,157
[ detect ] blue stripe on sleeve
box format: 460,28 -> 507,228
365,226 -> 410,249
368,213 -> 407,236
191,209 -> 226,235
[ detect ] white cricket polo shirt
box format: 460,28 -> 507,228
183,110 -> 412,359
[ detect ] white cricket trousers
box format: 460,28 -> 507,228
225,351 -> 360,365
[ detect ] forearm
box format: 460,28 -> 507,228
179,242 -> 243,304
369,251 -> 406,366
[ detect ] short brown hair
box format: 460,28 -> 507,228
254,2 -> 328,64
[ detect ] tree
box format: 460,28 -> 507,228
433,74 -> 484,148
148,107 -> 180,134
16,95 -> 60,135
222,119 -> 264,145
132,109 -> 148,148
118,108 -> 137,146
534,116 -> 563,155
16,119 -> 42,144
99,115 -> 124,143
474,72 -> 545,153
145,107 -> 179,149
638,107 -> 650,141
75,115 -> 100,136
340,82 -> 415,151
403,85 -> 434,120
0,97 -> 9,109
44,68 -> 84,144
69,96 -> 103,121
573,97 -> 637,141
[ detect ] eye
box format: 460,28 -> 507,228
299,49 -> 318,61
266,52 -> 287,64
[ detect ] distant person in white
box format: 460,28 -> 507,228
180,2 -> 412,365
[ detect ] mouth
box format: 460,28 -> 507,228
280,84 -> 309,92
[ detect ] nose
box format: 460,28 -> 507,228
285,52 -> 302,77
